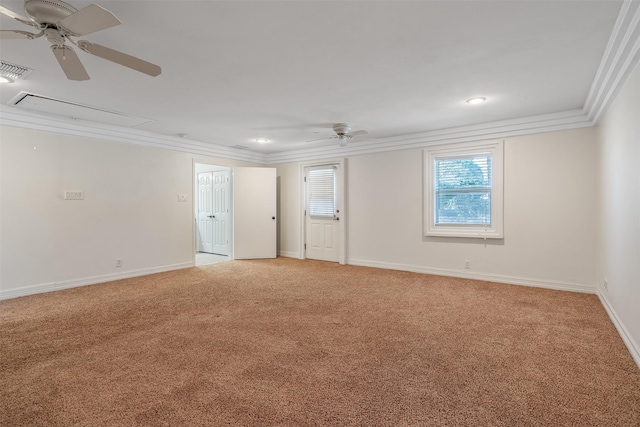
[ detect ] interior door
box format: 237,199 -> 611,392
211,170 -> 230,255
305,165 -> 339,262
197,172 -> 214,253
233,167 -> 277,259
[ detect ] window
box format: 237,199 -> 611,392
424,140 -> 503,238
307,165 -> 337,217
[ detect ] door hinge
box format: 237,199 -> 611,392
304,209 -> 307,216
304,176 -> 307,182
304,243 -> 306,250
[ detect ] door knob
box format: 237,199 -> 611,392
272,216 -> 276,220
208,215 -> 215,218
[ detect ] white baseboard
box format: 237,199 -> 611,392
0,262 -> 194,300
597,289 -> 640,369
347,258 -> 596,294
278,251 -> 300,259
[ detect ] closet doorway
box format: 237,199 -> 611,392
195,164 -> 231,265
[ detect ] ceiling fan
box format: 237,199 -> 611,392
0,0 -> 161,80
306,123 -> 369,147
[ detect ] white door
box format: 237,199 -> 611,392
197,172 -> 214,253
211,170 -> 230,255
305,165 -> 339,262
233,167 -> 277,259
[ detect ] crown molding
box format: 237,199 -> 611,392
0,105 -> 268,164
584,0 -> 640,124
264,109 -> 592,164
0,102 -> 593,166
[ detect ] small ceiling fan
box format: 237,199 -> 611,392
306,123 -> 369,147
0,0 -> 161,80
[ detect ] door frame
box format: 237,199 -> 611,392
299,158 -> 347,264
193,161 -> 234,261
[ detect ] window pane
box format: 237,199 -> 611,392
435,191 -> 491,225
434,156 -> 492,225
308,167 -> 336,216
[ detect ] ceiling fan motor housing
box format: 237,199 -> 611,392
24,0 -> 77,25
333,123 -> 351,136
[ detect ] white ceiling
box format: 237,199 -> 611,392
0,0 -> 632,155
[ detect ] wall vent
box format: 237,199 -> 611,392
8,92 -> 154,128
0,60 -> 34,81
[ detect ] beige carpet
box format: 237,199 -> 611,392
1,258 -> 638,426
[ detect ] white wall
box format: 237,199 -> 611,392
277,127 -> 598,291
596,62 -> 640,364
0,126 -> 256,299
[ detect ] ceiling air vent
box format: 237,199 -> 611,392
8,92 -> 154,128
0,60 -> 34,81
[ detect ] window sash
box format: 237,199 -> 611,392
433,155 -> 493,226
434,190 -> 492,225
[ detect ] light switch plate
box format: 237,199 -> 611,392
178,194 -> 188,202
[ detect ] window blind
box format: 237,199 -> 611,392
308,166 -> 336,217
434,155 -> 492,225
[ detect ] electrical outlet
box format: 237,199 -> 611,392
115,259 -> 122,268
465,260 -> 471,269
603,279 -> 608,291
64,190 -> 84,200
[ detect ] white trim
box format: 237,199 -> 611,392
277,250 -> 300,259
0,262 -> 193,301
584,0 -> 640,124
265,110 -> 591,164
348,258 -> 595,294
0,105 -> 591,166
597,289 -> 640,369
0,105 -> 267,164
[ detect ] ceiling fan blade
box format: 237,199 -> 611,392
51,45 -> 90,81
0,5 -> 38,27
349,130 -> 369,137
304,136 -> 337,143
57,4 -> 120,36
0,29 -> 38,39
77,41 -> 161,76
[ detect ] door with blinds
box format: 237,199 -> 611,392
305,164 -> 339,262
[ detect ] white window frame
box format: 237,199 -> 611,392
424,140 -> 504,239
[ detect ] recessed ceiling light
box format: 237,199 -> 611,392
0,76 -> 14,84
466,97 -> 487,105
255,138 -> 269,143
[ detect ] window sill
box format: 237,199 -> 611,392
425,226 -> 503,239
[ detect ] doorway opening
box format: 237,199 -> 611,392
195,163 -> 231,266
194,163 -> 278,265
300,159 -> 347,264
